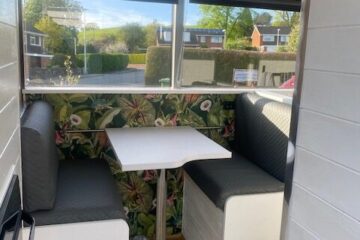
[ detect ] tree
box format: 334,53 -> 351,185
198,5 -> 240,40
197,5 -> 254,41
287,21 -> 300,52
35,16 -> 75,54
237,8 -> 254,37
253,12 -> 272,26
24,0 -> 82,26
145,21 -> 159,47
122,23 -> 146,53
272,11 -> 300,28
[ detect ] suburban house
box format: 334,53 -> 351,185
24,24 -> 53,70
251,25 -> 291,52
157,27 -> 225,49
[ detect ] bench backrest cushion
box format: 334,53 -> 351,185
234,93 -> 291,182
21,101 -> 59,212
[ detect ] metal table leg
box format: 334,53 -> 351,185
156,169 -> 167,240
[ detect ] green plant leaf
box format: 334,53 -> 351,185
95,108 -> 121,129
68,94 -> 90,103
75,110 -> 91,129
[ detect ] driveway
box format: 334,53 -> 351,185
78,68 -> 145,86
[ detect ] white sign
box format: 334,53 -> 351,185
233,69 -> 258,83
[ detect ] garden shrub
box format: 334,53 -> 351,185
145,47 -> 172,85
145,47 -> 296,85
128,54 -> 146,64
76,53 -> 129,74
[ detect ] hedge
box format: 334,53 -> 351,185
145,46 -> 296,85
128,54 -> 146,64
76,53 -> 129,74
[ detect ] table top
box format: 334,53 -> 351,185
105,127 -> 232,171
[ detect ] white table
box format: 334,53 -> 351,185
106,127 -> 231,240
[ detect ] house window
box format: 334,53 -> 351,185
30,36 -> 41,46
263,35 -> 275,42
211,36 -> 223,43
200,36 -> 206,43
183,32 -> 191,42
281,35 -> 289,42
163,31 -> 172,42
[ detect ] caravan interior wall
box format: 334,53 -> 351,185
286,0 -> 360,239
0,0 -> 22,205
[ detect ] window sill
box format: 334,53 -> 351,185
23,86 -> 294,96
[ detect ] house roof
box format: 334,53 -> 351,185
255,25 -> 291,35
25,24 -> 45,35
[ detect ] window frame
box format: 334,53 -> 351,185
29,35 -> 41,47
22,0 -> 300,93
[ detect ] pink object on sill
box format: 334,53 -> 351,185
280,75 -> 296,89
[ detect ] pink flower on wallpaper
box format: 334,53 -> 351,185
169,115 -> 177,126
55,131 -> 64,145
167,193 -> 175,206
185,94 -> 199,104
223,120 -> 235,138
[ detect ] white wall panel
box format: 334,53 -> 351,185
305,27 -> 360,74
0,97 -> 19,153
0,0 -> 21,206
0,63 -> 19,109
290,185 -> 360,240
287,0 -> 360,238
297,109 -> 360,172
286,220 -> 319,240
0,0 -> 16,25
308,0 -> 360,28
301,70 -> 360,123
294,148 -> 360,221
0,23 -> 18,66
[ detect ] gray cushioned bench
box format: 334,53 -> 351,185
21,101 -> 128,239
183,92 -> 291,239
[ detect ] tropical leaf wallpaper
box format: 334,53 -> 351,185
26,94 -> 236,239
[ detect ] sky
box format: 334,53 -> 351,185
80,0 -> 198,28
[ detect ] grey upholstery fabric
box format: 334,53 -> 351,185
185,93 -> 290,209
234,93 -> 291,182
31,158 -> 126,226
21,101 -> 59,212
184,153 -> 284,210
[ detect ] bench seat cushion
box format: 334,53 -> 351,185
184,153 -> 284,210
31,158 -> 126,226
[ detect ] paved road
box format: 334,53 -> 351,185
78,69 -> 145,86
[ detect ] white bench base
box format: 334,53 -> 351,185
22,219 -> 129,240
183,172 -> 284,240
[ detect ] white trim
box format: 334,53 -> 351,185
25,53 -> 53,58
255,90 -> 294,104
23,86 -> 295,95
25,31 -> 47,37
0,164 -> 15,206
22,219 -> 129,240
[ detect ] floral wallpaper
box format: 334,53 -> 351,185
26,94 -> 236,239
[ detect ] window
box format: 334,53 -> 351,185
183,32 -> 191,42
163,31 -> 172,42
22,0 -> 300,90
23,0 -> 173,88
181,0 -> 298,88
210,36 -> 222,43
263,35 -> 275,42
281,35 -> 289,42
30,36 -> 41,46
